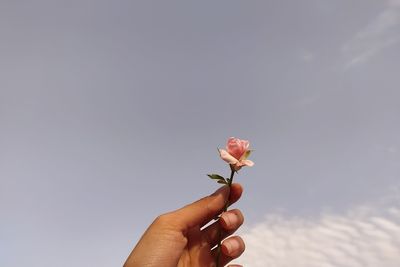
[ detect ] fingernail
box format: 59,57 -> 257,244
224,238 -> 241,255
221,211 -> 239,227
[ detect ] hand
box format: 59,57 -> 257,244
124,183 -> 245,267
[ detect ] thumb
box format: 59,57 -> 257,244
173,186 -> 230,230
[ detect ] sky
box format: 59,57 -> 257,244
1,0 -> 400,266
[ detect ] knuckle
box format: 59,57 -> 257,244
154,212 -> 182,229
154,213 -> 172,225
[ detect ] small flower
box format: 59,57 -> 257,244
218,137 -> 254,171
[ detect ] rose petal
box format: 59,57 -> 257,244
227,137 -> 247,160
219,149 -> 239,164
239,150 -> 252,161
241,140 -> 249,150
241,159 -> 254,167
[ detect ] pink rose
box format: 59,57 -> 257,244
218,137 -> 254,171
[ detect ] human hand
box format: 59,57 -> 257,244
124,183 -> 245,267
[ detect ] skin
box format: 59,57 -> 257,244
124,183 -> 245,267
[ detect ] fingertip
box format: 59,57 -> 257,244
231,182 -> 243,190
231,183 -> 243,195
220,209 -> 244,230
229,183 -> 243,204
221,236 -> 245,257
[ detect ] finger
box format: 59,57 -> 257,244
173,185 -> 229,230
173,183 -> 243,230
211,236 -> 245,266
202,209 -> 244,248
227,183 -> 243,207
200,183 -> 243,227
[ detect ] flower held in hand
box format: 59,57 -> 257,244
218,137 -> 254,171
207,137 -> 254,267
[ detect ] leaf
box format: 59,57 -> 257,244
217,180 -> 228,184
207,174 -> 226,181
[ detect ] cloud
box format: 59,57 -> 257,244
236,196 -> 400,267
342,1 -> 400,68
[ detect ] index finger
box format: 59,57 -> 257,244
173,183 -> 243,230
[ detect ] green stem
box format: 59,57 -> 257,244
216,168 -> 235,267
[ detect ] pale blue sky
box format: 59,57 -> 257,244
1,1 -> 400,266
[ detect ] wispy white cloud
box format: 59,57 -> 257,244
342,1 -> 400,68
236,195 -> 400,267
